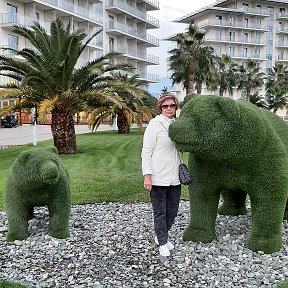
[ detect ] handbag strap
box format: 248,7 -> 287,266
158,121 -> 183,164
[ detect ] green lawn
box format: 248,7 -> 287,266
0,279 -> 29,288
0,130 -> 189,211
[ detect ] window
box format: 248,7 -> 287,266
255,33 -> 260,44
215,30 -> 222,40
108,37 -> 114,51
215,46 -> 221,56
229,31 -> 235,41
228,46 -> 235,56
108,15 -> 114,29
256,5 -> 261,14
242,3 -> 249,11
216,15 -> 222,25
6,3 -> 17,23
255,19 -> 261,29
243,32 -> 248,42
279,35 -> 284,46
280,8 -> 285,16
278,50 -> 284,60
280,22 -> 285,31
243,48 -> 248,57
267,6 -> 274,17
244,18 -> 248,28
254,48 -> 260,58
35,12 -> 40,20
8,34 -> 18,49
229,16 -> 236,26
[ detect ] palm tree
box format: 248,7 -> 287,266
238,58 -> 264,101
208,54 -> 239,96
87,73 -> 157,133
265,63 -> 288,113
0,19 -> 131,154
168,24 -> 215,95
249,92 -> 269,109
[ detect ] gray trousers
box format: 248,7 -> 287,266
150,185 -> 181,246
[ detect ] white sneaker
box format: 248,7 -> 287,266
159,244 -> 170,257
155,236 -> 174,250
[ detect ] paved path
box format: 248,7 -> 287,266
0,124 -> 116,147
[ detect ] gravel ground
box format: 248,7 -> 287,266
0,200 -> 287,288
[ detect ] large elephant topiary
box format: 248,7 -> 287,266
169,95 -> 288,253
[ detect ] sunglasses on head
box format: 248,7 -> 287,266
161,104 -> 176,109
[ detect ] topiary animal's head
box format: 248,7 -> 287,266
169,95 -> 265,161
12,147 -> 62,187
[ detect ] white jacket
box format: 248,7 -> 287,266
141,114 -> 180,186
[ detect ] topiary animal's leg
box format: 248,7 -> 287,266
6,203 -> 30,242
247,192 -> 286,253
47,182 -> 71,239
218,189 -> 247,216
284,199 -> 288,220
183,182 -> 220,243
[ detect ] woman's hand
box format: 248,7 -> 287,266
143,174 -> 152,191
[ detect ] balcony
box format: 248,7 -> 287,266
228,52 -> 267,61
105,0 -> 159,28
1,13 -> 51,30
275,55 -> 288,62
198,19 -> 268,32
237,7 -> 269,17
276,27 -> 288,34
113,45 -> 159,64
276,12 -> 288,20
138,72 -> 159,82
105,22 -> 159,46
13,0 -> 103,24
275,42 -> 288,49
137,0 -> 159,11
205,36 -> 265,46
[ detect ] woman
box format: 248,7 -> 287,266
141,93 -> 181,257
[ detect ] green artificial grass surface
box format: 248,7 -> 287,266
0,279 -> 29,288
0,130 -> 189,211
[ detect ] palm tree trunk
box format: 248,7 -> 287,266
51,109 -> 77,154
117,111 -> 130,134
186,66 -> 195,94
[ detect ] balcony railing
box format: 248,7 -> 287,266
277,27 -> 288,33
2,0 -> 103,23
142,0 -> 159,9
106,0 -> 159,27
198,19 -> 268,31
237,7 -> 269,16
227,52 -> 267,60
106,22 -> 159,46
113,45 -> 159,63
276,12 -> 288,19
1,13 -> 51,30
205,36 -> 265,45
138,72 -> 159,82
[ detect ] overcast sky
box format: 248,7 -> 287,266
147,0 -> 215,78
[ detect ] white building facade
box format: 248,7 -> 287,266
0,0 -> 160,109
172,0 -> 288,107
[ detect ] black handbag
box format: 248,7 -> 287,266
177,152 -> 192,185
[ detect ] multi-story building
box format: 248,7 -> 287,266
171,0 -> 288,106
0,0 -> 160,121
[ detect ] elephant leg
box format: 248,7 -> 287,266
218,189 -> 247,216
47,186 -> 71,239
284,199 -> 288,220
6,204 -> 30,241
183,183 -> 220,243
247,192 -> 286,253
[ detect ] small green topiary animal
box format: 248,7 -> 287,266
5,147 -> 71,241
169,95 -> 288,254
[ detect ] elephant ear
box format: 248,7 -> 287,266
215,97 -> 241,123
17,150 -> 31,163
46,146 -> 58,154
